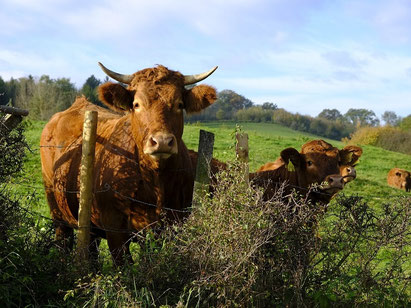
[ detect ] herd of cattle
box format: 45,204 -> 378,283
39,63 -> 411,264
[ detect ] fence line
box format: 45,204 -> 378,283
3,184 -> 409,237
5,168 -> 410,202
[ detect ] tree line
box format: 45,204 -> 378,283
186,89 -> 410,140
0,74 -> 104,121
1,75 -> 410,140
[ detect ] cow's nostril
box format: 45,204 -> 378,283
328,177 -> 333,183
150,137 -> 157,147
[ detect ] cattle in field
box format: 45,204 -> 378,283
40,62 -> 218,264
300,141 -> 362,184
251,141 -> 347,204
258,140 -> 363,184
387,168 -> 411,192
189,139 -> 349,204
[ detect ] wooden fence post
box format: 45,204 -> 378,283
193,129 -> 215,204
236,132 -> 249,185
76,110 -> 98,263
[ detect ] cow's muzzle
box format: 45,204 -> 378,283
342,166 -> 356,183
320,174 -> 345,194
144,132 -> 178,160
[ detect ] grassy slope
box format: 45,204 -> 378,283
184,122 -> 411,203
16,120 -> 411,216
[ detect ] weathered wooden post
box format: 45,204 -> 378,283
193,129 -> 215,204
0,105 -> 29,130
76,110 -> 98,263
235,132 -> 249,185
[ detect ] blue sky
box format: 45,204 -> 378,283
1,0 -> 411,118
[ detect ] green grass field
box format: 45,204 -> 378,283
4,119 -> 410,306
13,120 -> 411,217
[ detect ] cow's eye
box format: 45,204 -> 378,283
134,102 -> 139,109
307,161 -> 313,167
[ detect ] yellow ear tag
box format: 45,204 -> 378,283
287,161 -> 295,172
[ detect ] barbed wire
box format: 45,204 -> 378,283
27,143 -> 194,173
7,142 -> 409,209
5,165 -> 410,202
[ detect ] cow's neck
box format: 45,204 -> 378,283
136,143 -> 185,207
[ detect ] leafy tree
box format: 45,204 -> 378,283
344,108 -> 380,127
261,102 -> 277,110
318,108 -> 343,121
5,78 -> 18,106
272,108 -> 294,127
235,106 -> 273,122
80,75 -> 102,106
187,89 -> 254,122
0,77 -> 8,105
399,115 -> 411,131
13,75 -> 77,120
215,90 -> 253,120
382,111 -> 400,126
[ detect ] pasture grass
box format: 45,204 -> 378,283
184,121 -> 411,206
12,120 -> 411,217
3,119 -> 410,306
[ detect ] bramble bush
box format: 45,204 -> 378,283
65,163 -> 410,307
0,120 -> 76,307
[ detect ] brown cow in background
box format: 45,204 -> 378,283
387,168 -> 411,192
40,62 -> 218,264
258,140 -> 363,184
300,141 -> 362,184
189,140 -> 349,204
251,140 -> 347,204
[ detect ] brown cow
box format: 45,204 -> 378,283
258,140 -> 363,184
40,63 -> 218,264
387,168 -> 411,192
300,141 -> 362,184
251,142 -> 346,204
189,140 -> 347,204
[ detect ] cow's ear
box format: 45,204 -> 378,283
340,145 -> 363,165
184,85 -> 217,114
280,148 -> 301,171
98,82 -> 133,112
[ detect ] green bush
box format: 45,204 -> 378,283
348,126 -> 411,155
0,120 -> 76,307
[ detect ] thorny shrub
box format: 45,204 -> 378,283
0,119 -> 75,307
67,163 -> 409,307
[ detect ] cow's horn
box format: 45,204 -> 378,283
98,62 -> 134,84
184,66 -> 218,85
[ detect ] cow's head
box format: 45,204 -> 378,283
280,145 -> 344,202
301,140 -> 362,184
97,62 -> 217,166
338,145 -> 363,183
392,169 -> 411,192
